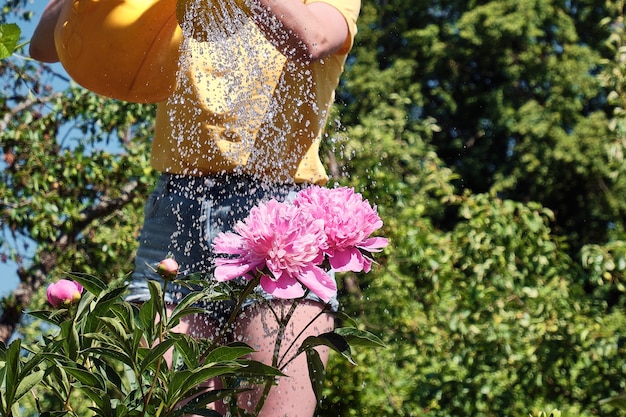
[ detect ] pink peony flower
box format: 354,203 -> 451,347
46,279 -> 83,308
156,257 -> 179,281
213,199 -> 337,302
294,186 -> 388,273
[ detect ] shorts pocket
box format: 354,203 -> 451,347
202,199 -> 215,243
144,178 -> 167,220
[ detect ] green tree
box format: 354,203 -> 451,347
319,0 -> 626,416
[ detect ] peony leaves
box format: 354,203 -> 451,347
0,339 -> 47,417
8,249 -> 385,416
297,327 -> 386,402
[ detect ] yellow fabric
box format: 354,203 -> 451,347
175,0 -> 252,41
150,0 -> 361,184
55,0 -> 181,103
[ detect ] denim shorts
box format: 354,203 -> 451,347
126,173 -> 339,319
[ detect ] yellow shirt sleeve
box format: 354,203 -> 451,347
55,0 -> 181,103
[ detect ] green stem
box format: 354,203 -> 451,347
278,304 -> 328,370
63,385 -> 74,412
201,276 -> 261,359
143,280 -> 169,416
252,297 -> 300,416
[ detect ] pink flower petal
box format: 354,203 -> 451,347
329,248 -> 366,273
296,266 -> 337,303
46,280 -> 83,308
294,186 -> 387,266
213,232 -> 245,255
260,274 -> 306,299
358,237 -> 389,252
214,260 -> 257,282
156,258 -> 179,280
212,199 -> 328,298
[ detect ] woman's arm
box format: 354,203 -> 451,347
249,0 -> 350,62
32,0 -> 350,64
30,0 -> 65,62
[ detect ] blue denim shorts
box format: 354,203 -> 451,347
127,173 -> 339,319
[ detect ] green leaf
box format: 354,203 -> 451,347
173,389 -> 237,417
139,298 -> 156,342
60,320 -> 80,361
305,348 -> 325,404
62,364 -> 106,389
38,412 -> 70,417
82,345 -> 135,368
88,356 -> 125,397
173,407 -> 225,417
19,350 -> 46,379
298,332 -> 355,365
26,310 -> 67,327
131,327 -> 145,363
171,332 -> 201,368
0,23 -> 20,59
74,292 -> 97,327
99,316 -> 131,349
167,291 -> 209,327
79,386 -> 113,415
333,327 -> 386,348
168,365 -> 243,404
91,285 -> 130,313
234,360 -> 285,378
68,272 -> 108,295
4,339 -> 21,404
600,394 -> 626,411
14,369 -> 45,402
147,279 -> 165,318
204,343 -> 255,364
328,310 -> 358,327
139,338 -> 176,373
0,350 -> 8,414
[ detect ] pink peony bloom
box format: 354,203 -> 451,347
156,257 -> 179,281
294,186 -> 388,273
213,199 -> 337,302
46,279 -> 83,308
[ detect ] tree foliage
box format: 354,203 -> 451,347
320,0 -> 626,415
2,0 -> 626,416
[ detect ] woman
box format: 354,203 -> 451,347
31,0 -> 360,415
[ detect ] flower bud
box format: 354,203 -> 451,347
156,258 -> 179,281
46,280 -> 83,308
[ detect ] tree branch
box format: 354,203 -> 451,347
0,91 -> 64,133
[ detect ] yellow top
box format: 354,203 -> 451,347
150,0 -> 361,184
53,0 -> 360,183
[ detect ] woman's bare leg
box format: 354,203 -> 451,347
231,300 -> 335,417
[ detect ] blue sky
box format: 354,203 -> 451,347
0,268 -> 20,297
1,2 -> 49,298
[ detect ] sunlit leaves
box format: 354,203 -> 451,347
0,71 -> 157,279
0,339 -> 46,417
0,23 -> 19,59
4,278 -> 316,417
